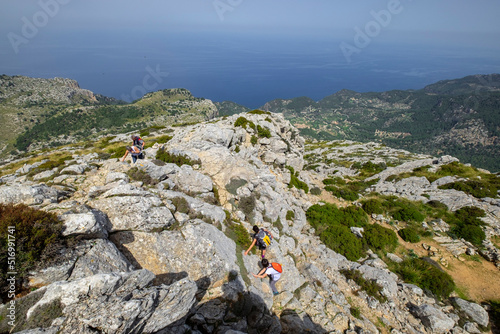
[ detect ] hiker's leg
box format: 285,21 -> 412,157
269,278 -> 278,294
261,248 -> 266,258
132,155 -> 137,163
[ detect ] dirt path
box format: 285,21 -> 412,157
396,235 -> 500,303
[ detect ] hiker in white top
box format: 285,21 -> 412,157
252,258 -> 281,295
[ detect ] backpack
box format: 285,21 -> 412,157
270,262 -> 282,273
133,137 -> 144,151
256,229 -> 272,247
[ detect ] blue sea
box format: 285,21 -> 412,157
2,31 -> 500,108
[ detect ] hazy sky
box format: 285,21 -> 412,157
1,1 -> 500,105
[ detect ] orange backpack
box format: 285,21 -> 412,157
270,262 -> 282,273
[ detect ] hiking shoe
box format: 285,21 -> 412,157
273,292 -> 280,296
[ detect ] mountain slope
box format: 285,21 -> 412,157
259,74 -> 500,172
0,111 -> 498,333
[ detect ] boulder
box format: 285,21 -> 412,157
170,165 -> 213,194
24,270 -> 197,334
111,221 -> 238,289
410,304 -> 455,333
60,164 -> 88,175
451,298 -> 489,327
60,209 -> 111,238
68,239 -> 134,280
0,184 -> 61,206
90,195 -> 175,232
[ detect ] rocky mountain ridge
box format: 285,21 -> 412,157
0,111 -> 498,333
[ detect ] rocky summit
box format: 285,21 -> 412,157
0,110 -> 498,334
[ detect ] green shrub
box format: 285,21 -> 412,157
139,129 -> 150,137
0,204 -> 63,298
392,257 -> 455,300
257,125 -> 271,138
362,199 -> 384,215
239,195 -> 256,220
452,225 -> 485,247
154,135 -> 173,144
247,109 -> 270,115
341,269 -> 387,303
350,307 -> 361,318
156,148 -> 201,167
235,116 -> 256,129
287,166 -> 309,193
392,206 -> 425,222
286,210 -> 295,221
171,197 -> 190,214
323,177 -> 345,186
321,225 -> 365,261
439,180 -> 498,199
306,203 -> 369,233
325,186 -> 359,201
250,135 -> 258,145
126,167 -> 158,186
398,228 -> 421,243
364,224 -> 398,252
310,187 -> 321,195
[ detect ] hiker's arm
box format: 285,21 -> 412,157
121,150 -> 129,162
252,268 -> 267,278
244,238 -> 257,256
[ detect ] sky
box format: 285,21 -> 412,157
1,0 -> 500,106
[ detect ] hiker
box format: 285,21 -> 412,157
131,135 -> 145,151
121,145 -> 142,163
252,258 -> 281,296
244,225 -> 273,258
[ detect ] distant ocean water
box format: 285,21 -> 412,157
2,31 -> 500,108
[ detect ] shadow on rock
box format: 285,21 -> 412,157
160,270 -> 329,334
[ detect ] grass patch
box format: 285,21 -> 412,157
389,257 -> 455,300
247,109 -> 271,115
287,166 -> 309,193
286,210 -> 295,221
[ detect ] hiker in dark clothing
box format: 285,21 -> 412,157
252,258 -> 281,295
244,225 -> 273,258
131,135 -> 145,151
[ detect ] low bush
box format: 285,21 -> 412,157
250,135 -> 258,145
247,109 -> 271,115
364,224 -> 398,252
392,257 -> 455,300
287,166 -> 309,193
447,206 -> 486,246
398,228 -> 421,243
362,198 -> 384,215
286,210 -> 295,221
350,307 -> 361,318
257,125 -> 271,138
235,116 -> 255,129
324,185 -> 359,201
126,167 -> 158,186
306,203 -> 369,232
392,206 -> 425,222
321,225 -> 365,261
156,148 -> 201,167
439,180 -> 498,199
341,269 -> 387,303
239,195 -> 256,220
0,204 -> 63,298
171,197 -> 190,214
153,135 -> 172,144
310,187 -> 321,195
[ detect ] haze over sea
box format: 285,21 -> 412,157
1,1 -> 499,108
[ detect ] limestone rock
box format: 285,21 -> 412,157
170,165 -> 213,194
60,209 -> 111,238
90,195 -> 175,232
451,298 -> 489,327
410,304 -> 455,333
0,184 -> 61,206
